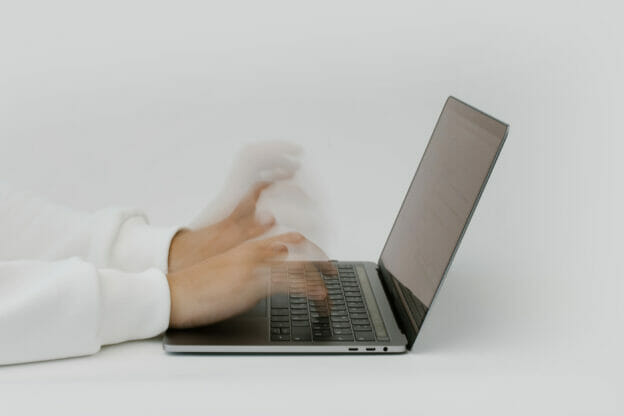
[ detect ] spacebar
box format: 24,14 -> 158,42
291,326 -> 311,342
270,294 -> 289,308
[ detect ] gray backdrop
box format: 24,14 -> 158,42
1,1 -> 621,414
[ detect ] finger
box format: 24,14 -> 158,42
237,143 -> 302,181
261,232 -> 306,246
282,236 -> 329,262
255,209 -> 275,226
313,260 -> 338,276
250,181 -> 273,203
262,242 -> 290,262
259,167 -> 296,182
250,232 -> 306,262
246,215 -> 276,239
258,157 -> 301,182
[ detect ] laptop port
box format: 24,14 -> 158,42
348,348 -> 358,351
366,347 -> 376,351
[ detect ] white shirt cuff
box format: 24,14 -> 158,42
110,216 -> 180,273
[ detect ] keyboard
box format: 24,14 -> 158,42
269,263 -> 377,342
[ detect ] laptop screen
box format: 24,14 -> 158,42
379,97 -> 508,328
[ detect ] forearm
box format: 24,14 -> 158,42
0,258 -> 170,365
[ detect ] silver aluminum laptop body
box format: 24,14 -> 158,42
163,96 -> 509,354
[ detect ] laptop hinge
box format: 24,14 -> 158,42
377,261 -> 421,349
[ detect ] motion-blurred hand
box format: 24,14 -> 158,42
167,232 -> 308,328
190,141 -> 302,228
168,182 -> 276,273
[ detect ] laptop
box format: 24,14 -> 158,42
163,96 -> 509,354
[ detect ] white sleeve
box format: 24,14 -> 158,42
0,258 -> 171,365
0,182 -> 179,272
0,183 -> 180,365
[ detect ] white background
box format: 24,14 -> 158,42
0,1 -> 622,414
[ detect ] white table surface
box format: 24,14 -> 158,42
0,1 -> 621,414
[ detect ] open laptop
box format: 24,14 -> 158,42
163,96 -> 509,354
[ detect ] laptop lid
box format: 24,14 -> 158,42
378,96 -> 509,349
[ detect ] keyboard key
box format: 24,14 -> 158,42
333,328 -> 353,335
289,283 -> 306,288
334,335 -> 355,341
316,335 -> 354,342
330,317 -> 349,322
271,322 -> 290,328
353,325 -> 372,331
271,309 -> 289,316
291,309 -> 309,315
292,327 -> 312,342
351,319 -> 370,325
348,307 -> 366,313
292,321 -> 310,327
355,331 -> 375,341
271,328 -> 281,334
344,291 -> 361,297
280,328 -> 290,334
350,313 -> 368,319
271,335 -> 290,341
271,294 -> 289,308
289,291 -> 306,296
271,316 -> 289,322
332,323 -> 350,328
292,315 -> 309,321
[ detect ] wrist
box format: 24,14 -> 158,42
167,228 -> 191,272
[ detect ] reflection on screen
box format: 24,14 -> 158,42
380,97 -> 507,308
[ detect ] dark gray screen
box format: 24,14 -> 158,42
380,97 -> 508,307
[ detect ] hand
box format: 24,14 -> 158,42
167,232 -> 308,328
190,141 -> 302,228
168,182 -> 276,273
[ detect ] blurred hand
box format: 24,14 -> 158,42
167,232 -> 307,328
168,182 -> 276,273
190,141 -> 302,228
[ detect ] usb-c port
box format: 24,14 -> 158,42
366,347 -> 376,351
348,347 -> 358,351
